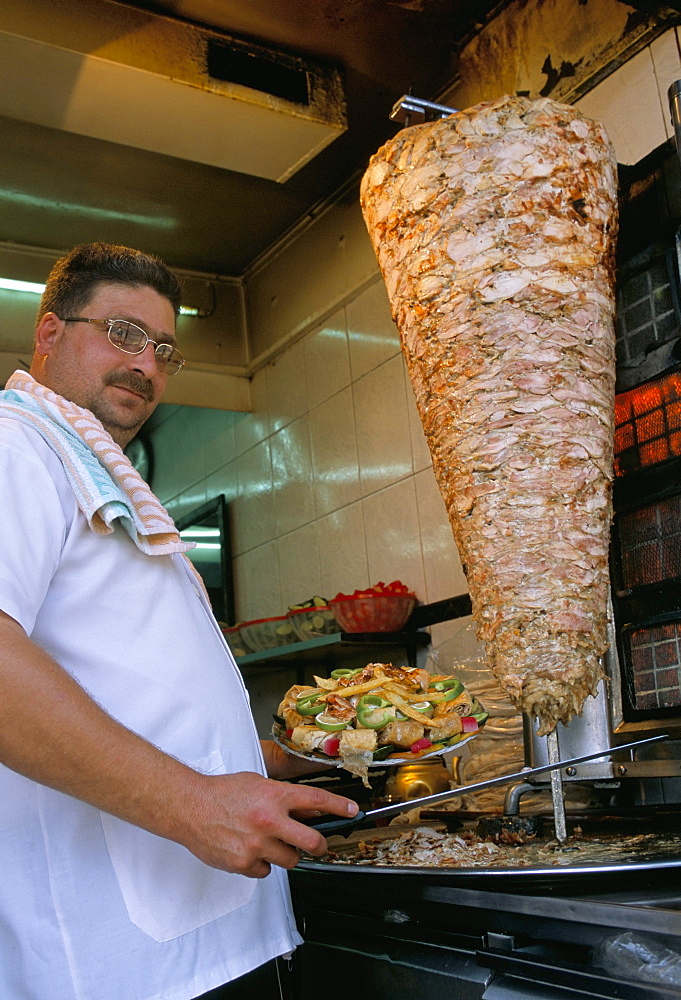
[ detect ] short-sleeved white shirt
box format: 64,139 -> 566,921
0,418 -> 302,1000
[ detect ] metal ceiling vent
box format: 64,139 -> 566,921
0,0 -> 347,183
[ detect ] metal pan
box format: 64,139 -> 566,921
296,733 -> 680,891
296,818 -> 681,893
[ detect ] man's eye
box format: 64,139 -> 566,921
110,323 -> 132,339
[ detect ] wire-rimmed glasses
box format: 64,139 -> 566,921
60,316 -> 185,374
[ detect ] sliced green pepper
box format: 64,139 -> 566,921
356,694 -> 393,730
432,678 -> 464,696
330,667 -> 362,680
315,713 -> 347,732
442,686 -> 467,703
410,700 -> 434,718
296,691 -> 327,716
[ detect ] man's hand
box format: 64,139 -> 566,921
176,770 -> 358,879
261,737 -> 335,781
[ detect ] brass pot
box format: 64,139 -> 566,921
384,758 -> 452,802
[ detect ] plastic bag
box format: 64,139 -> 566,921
595,932 -> 681,987
425,620 -> 524,809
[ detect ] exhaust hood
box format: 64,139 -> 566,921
0,0 -> 347,183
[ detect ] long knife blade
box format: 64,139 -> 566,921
308,733 -> 669,838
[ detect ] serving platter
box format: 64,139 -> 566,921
272,720 -> 481,768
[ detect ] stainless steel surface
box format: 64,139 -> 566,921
502,781 -> 540,815
297,850 -> 681,885
547,729 -> 568,844
291,864 -> 681,999
423,885 -> 681,935
523,679 -> 612,776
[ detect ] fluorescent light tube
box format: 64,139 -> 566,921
0,278 -> 45,294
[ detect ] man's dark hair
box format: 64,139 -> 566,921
37,242 -> 183,324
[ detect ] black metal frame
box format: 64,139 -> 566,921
610,442 -> 681,722
175,495 -> 235,626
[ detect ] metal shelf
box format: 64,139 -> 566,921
236,630 -> 431,673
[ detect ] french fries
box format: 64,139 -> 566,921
382,684 -> 446,728
323,676 -> 388,699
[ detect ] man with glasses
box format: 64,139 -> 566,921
0,243 -> 356,1000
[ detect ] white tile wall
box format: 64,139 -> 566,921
303,307 -> 351,409
270,414 -> 315,536
266,337 -> 309,434
232,438 -> 274,555
275,520 -> 323,609
309,385 -> 361,518
362,477 -> 426,598
576,27 -> 681,165
346,278 -> 401,381
314,501 -> 369,598
233,539 -> 280,623
355,354 -> 414,497
152,274 -> 467,626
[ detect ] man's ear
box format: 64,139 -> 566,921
33,312 -> 63,357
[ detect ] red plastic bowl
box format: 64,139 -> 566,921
329,594 -> 416,633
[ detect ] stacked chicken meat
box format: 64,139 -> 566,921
360,95 -> 618,734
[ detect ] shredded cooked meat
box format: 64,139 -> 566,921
360,95 -> 618,734
323,826 -> 681,869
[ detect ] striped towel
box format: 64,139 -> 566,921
0,370 -> 193,557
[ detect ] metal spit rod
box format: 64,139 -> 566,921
546,728 -> 568,843
389,94 -> 457,126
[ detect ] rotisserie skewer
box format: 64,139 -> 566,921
307,736 -> 667,837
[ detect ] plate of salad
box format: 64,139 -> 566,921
272,662 -> 487,785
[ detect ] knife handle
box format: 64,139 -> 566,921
306,810 -> 367,837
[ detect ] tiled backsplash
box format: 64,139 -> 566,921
150,277 -> 468,630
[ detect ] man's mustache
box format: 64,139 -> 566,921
104,371 -> 155,402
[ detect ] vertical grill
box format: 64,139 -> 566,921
612,378 -> 681,720
616,258 -> 678,369
611,141 -> 681,724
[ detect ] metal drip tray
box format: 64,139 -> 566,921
297,811 -> 681,893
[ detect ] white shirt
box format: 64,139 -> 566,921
0,419 -> 302,1000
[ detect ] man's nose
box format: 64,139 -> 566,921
127,342 -> 162,376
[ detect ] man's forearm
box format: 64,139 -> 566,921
0,611 -> 358,878
0,610 -> 201,843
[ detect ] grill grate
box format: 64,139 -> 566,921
616,494 -> 681,588
614,369 -> 681,475
623,620 -> 681,711
616,258 -> 678,366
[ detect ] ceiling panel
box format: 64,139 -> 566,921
0,0 -> 500,277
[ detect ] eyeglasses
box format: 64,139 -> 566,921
60,317 -> 185,375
